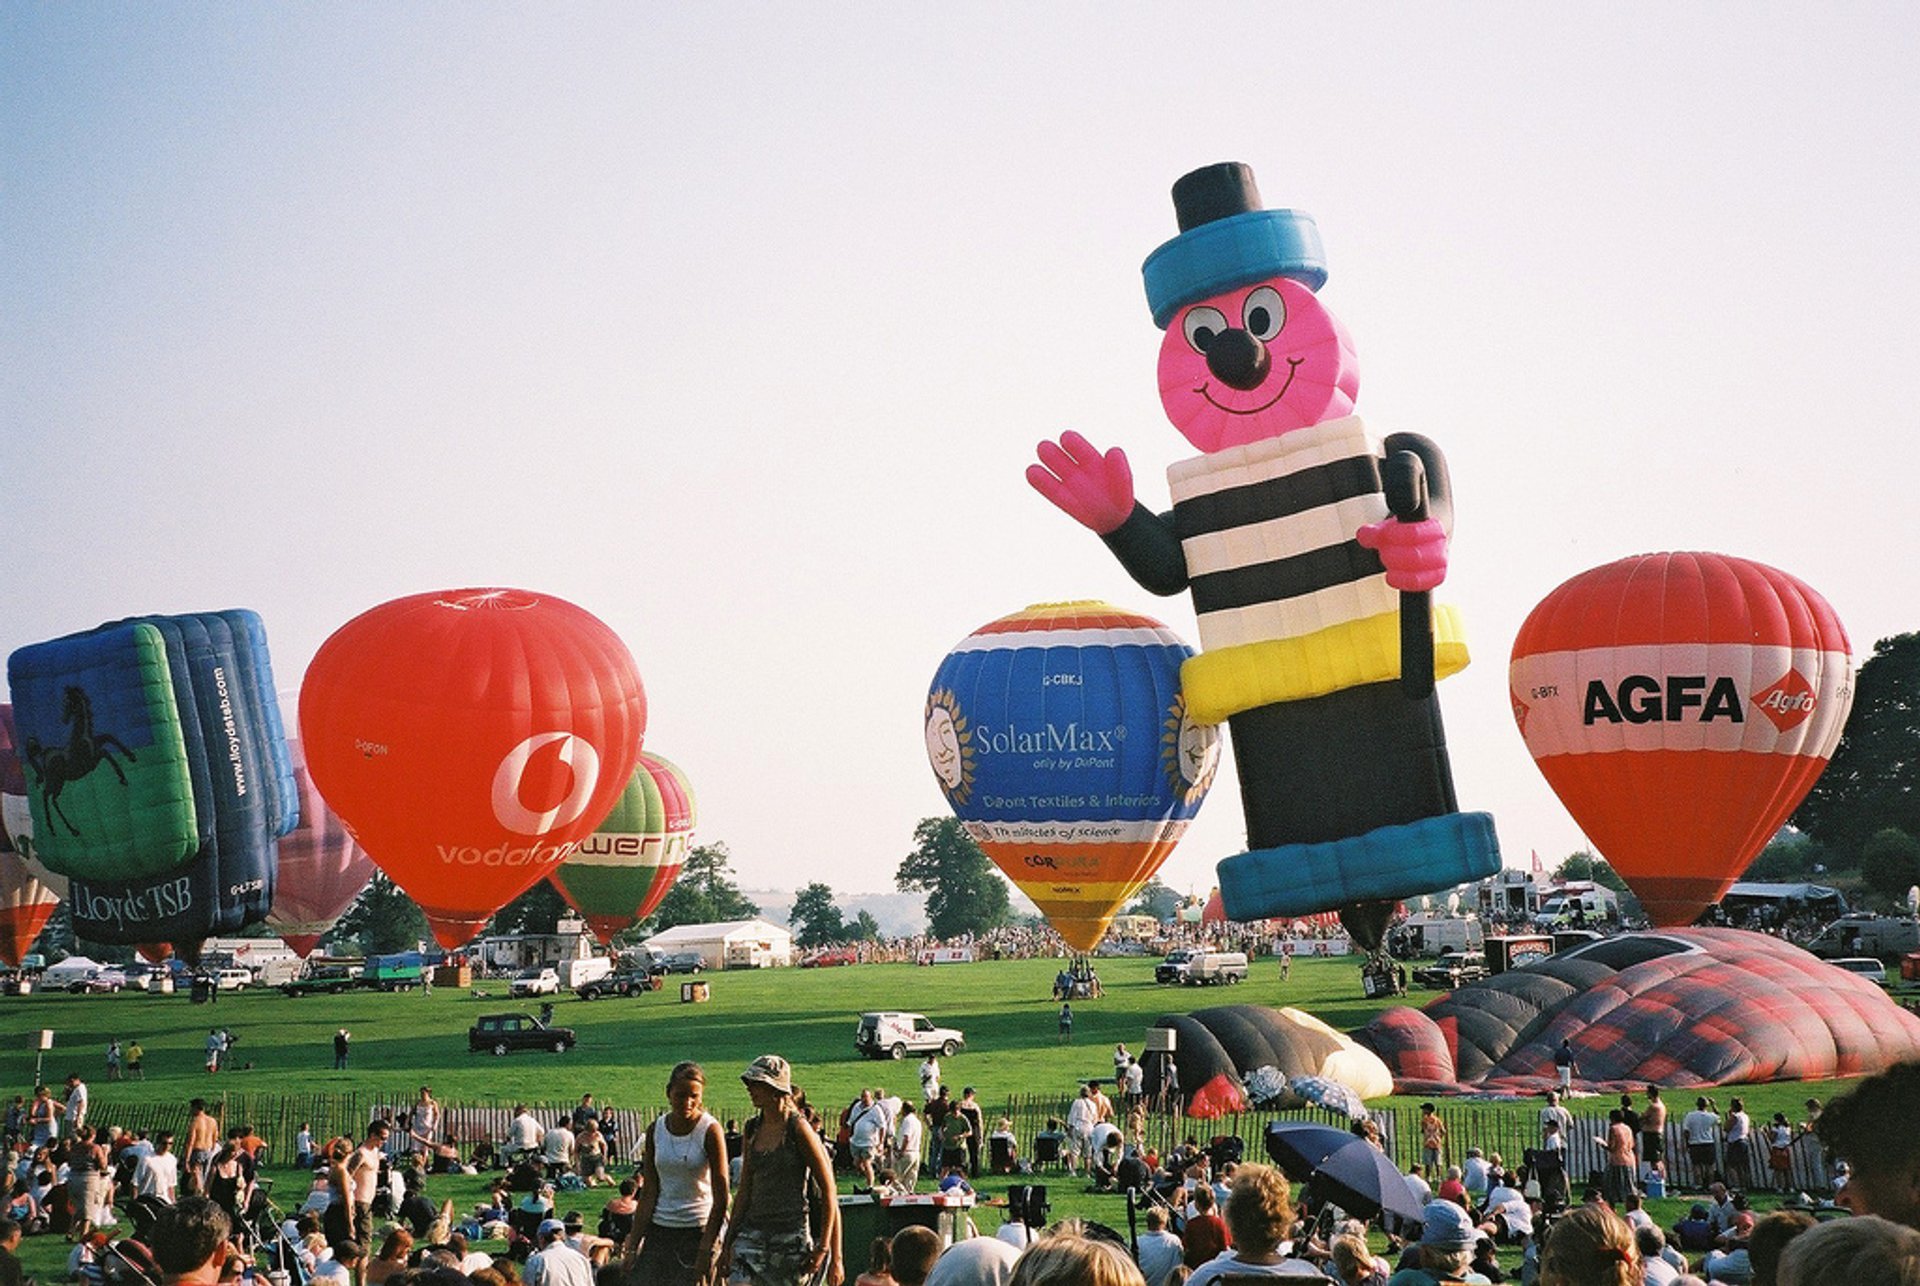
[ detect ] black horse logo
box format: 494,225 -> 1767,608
23,685 -> 138,837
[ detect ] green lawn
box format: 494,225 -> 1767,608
0,954 -> 1867,1280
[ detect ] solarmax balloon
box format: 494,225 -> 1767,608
1510,553 -> 1853,925
267,742 -> 376,957
925,601 -> 1218,951
299,589 -> 646,949
550,751 -> 695,944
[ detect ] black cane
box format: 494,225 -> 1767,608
1382,452 -> 1434,701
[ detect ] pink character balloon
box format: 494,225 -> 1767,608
1027,162 -> 1498,950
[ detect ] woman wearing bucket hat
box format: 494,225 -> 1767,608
717,1055 -> 842,1286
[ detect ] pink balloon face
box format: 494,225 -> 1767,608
1157,277 -> 1359,453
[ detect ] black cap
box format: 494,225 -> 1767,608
1171,162 -> 1263,232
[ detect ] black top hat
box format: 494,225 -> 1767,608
1171,162 -> 1264,232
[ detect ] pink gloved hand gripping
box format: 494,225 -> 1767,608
1027,431 -> 1136,535
1355,517 -> 1449,592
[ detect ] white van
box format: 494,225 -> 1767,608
1830,957 -> 1889,984
1181,952 -> 1249,985
854,1012 -> 965,1060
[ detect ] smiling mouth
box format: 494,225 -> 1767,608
1197,358 -> 1302,415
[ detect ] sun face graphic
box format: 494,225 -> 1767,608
1161,692 -> 1219,802
924,689 -> 976,804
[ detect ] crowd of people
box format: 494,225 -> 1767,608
2,1051 -> 1918,1286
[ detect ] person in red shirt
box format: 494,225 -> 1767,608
1600,1108 -> 1638,1205
1182,1182 -> 1232,1268
1437,1166 -> 1469,1209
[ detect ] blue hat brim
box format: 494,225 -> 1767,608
1143,208 -> 1328,329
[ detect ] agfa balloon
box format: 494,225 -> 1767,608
299,588 -> 646,949
1510,552 -> 1853,925
926,601 -> 1217,951
267,742 -> 376,957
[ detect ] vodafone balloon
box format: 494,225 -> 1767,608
267,742 -> 376,957
1510,553 -> 1853,926
550,751 -> 695,944
299,589 -> 646,949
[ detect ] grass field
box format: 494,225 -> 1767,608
0,953 -> 1869,1281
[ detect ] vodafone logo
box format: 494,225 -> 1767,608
490,732 -> 601,835
1751,670 -> 1818,733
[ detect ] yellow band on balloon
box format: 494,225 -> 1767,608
1181,606 -> 1470,725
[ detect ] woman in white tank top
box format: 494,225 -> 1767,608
624,1061 -> 729,1286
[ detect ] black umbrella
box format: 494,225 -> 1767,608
1305,1136 -> 1428,1224
1263,1121 -> 1360,1183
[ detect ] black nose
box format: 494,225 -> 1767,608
1205,328 -> 1270,391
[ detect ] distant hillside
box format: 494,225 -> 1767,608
743,885 -> 1043,939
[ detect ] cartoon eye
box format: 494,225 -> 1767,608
1181,306 -> 1228,355
1242,286 -> 1285,341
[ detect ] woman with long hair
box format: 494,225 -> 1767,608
624,1061 -> 729,1286
1539,1204 -> 1638,1286
366,1226 -> 413,1286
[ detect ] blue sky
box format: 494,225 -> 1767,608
5,6 -> 1917,900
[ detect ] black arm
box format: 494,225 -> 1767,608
1099,504 -> 1189,597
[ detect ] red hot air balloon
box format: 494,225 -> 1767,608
0,706 -> 63,967
299,589 -> 646,949
1510,553 -> 1853,926
267,743 -> 376,957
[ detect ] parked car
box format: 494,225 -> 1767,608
1412,949 -> 1488,989
1830,957 -> 1889,984
574,969 -> 660,1000
280,964 -> 363,997
1180,952 -> 1249,986
660,952 -> 706,975
1155,948 -> 1200,985
508,967 -> 561,997
69,967 -> 131,994
854,1011 -> 965,1060
468,1012 -> 577,1056
799,947 -> 858,968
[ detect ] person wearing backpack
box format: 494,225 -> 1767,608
624,1062 -> 728,1286
717,1055 -> 842,1286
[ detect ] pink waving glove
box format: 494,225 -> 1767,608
1356,517 -> 1449,592
1027,431 -> 1136,535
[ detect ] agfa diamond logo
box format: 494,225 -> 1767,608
1751,669 -> 1817,733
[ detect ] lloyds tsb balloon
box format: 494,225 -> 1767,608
925,601 -> 1218,951
299,589 -> 647,949
5,611 -> 296,945
1510,553 -> 1854,926
549,751 -> 696,944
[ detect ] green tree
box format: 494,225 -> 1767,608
1552,851 -> 1627,894
1743,830 -> 1835,882
1125,877 -> 1180,923
1859,828 -> 1920,902
1796,632 -> 1920,860
896,818 -> 1011,940
332,874 -> 432,955
788,882 -> 847,948
486,880 -> 571,937
647,842 -> 759,931
849,910 -> 881,942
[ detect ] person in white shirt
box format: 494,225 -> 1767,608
1404,1162 -> 1434,1207
918,1055 -> 941,1102
1683,1097 -> 1722,1186
1124,1059 -> 1145,1102
847,1091 -> 887,1190
1540,1090 -> 1574,1142
132,1131 -> 180,1203
1462,1146 -> 1491,1197
892,1103 -> 924,1192
1064,1085 -> 1098,1175
541,1120 -> 576,1170
1135,1204 -> 1184,1286
525,1220 -> 596,1286
63,1077 -> 88,1132
508,1105 -> 544,1163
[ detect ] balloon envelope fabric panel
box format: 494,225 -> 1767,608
551,751 -> 695,944
1511,553 -> 1853,926
7,624 -> 198,879
267,745 -> 375,956
300,588 -> 647,949
926,601 -> 1217,951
